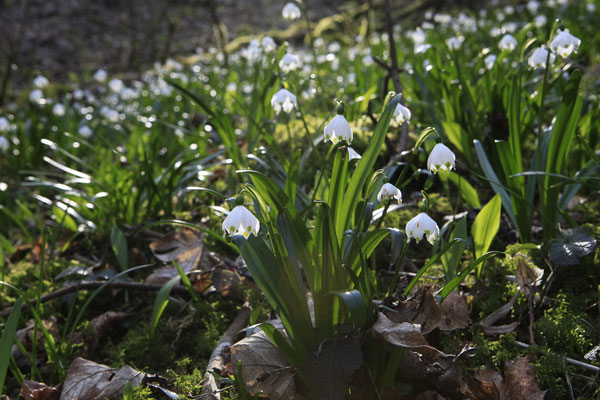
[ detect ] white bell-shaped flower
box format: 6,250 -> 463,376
446,36 -> 464,50
347,147 -> 361,161
222,205 -> 260,239
29,89 -> 44,104
427,143 -> 456,173
527,0 -> 540,13
377,183 -> 402,203
528,47 -> 555,69
406,212 -> 440,244
52,103 -> 66,117
261,36 -> 277,53
93,69 -> 107,82
550,29 -> 581,58
0,136 -> 9,151
78,125 -> 93,139
279,53 -> 301,73
282,2 -> 301,20
0,117 -> 10,132
108,78 -> 124,93
534,15 -> 547,28
324,114 -> 353,145
498,34 -> 518,51
484,54 -> 497,70
393,103 -> 411,125
33,75 -> 49,89
271,89 -> 297,114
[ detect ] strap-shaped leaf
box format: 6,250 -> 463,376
439,251 -> 503,298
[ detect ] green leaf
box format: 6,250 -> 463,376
439,251 -> 503,298
440,216 -> 467,280
149,275 -> 180,336
0,297 -> 22,394
122,381 -> 134,400
471,194 -> 502,259
473,140 -> 517,229
336,95 -> 401,237
333,290 -> 367,327
445,172 -> 481,208
111,225 -> 128,271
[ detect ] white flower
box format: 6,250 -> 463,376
393,103 -> 411,125
52,103 -> 66,117
498,34 -> 518,51
588,2 -> 597,12
362,55 -> 374,66
0,117 -> 10,132
484,54 -> 497,69
271,88 -> 297,114
377,183 -> 402,203
93,69 -> 107,82
279,53 -> 301,73
534,15 -> 547,28
108,78 -> 124,93
243,42 -> 261,63
347,147 -> 361,161
427,143 -> 456,173
550,29 -> 581,58
406,213 -> 439,244
446,36 -> 464,50
528,47 -> 555,68
261,36 -> 277,52
78,125 -> 93,139
0,136 -> 9,151
414,44 -> 431,54
222,205 -> 260,239
33,75 -> 49,89
527,0 -> 540,13
324,114 -> 353,144
29,89 -> 44,104
282,2 -> 301,20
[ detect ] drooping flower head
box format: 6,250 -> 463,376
377,183 -> 402,203
271,89 -> 297,114
279,53 -> 301,73
528,47 -> 555,69
33,75 -> 49,89
484,54 -> 497,70
406,212 -> 440,245
324,114 -> 353,145
446,36 -> 464,50
52,103 -> 66,117
29,89 -> 44,104
498,34 -> 518,51
282,2 -> 301,20
0,136 -> 9,151
347,147 -> 361,161
550,29 -> 581,58
78,125 -> 93,139
393,103 -> 411,125
93,69 -> 107,82
261,36 -> 277,53
427,143 -> 456,173
222,205 -> 260,239
0,117 -> 10,132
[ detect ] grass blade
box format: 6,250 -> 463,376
0,297 -> 23,394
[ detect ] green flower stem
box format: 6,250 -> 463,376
386,241 -> 409,297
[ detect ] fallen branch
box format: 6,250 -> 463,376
0,281 -> 194,317
514,341 -> 600,373
200,304 -> 252,399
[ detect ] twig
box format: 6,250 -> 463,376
200,304 -> 252,399
514,341 -> 600,373
0,281 -> 194,317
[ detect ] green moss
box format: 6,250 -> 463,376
534,293 -> 594,356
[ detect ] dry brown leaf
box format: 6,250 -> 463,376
85,311 -> 131,351
147,228 -> 205,283
515,256 -> 543,296
20,380 -> 60,400
479,293 -> 520,336
504,357 -> 546,400
12,317 -> 59,369
60,357 -> 145,400
439,291 -> 471,331
460,367 -> 508,400
230,330 -> 296,400
372,312 -> 445,359
385,286 -> 442,334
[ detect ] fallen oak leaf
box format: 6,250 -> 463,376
147,229 -> 206,284
20,380 -> 61,400
372,312 -> 446,359
504,356 -> 546,400
479,293 -> 520,336
439,291 -> 470,332
60,357 -> 145,400
460,367 -> 508,400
